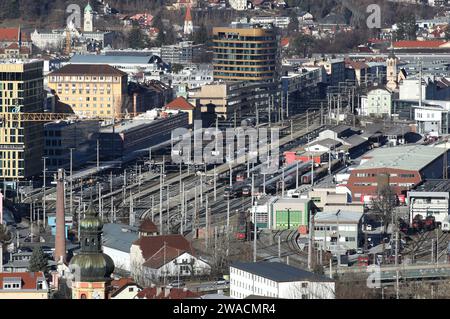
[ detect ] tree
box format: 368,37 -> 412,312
445,24 -> 450,41
287,11 -> 299,35
371,182 -> 397,231
171,63 -> 184,74
28,246 -> 48,273
128,27 -> 147,49
394,13 -> 417,41
193,23 -> 209,45
291,34 -> 315,57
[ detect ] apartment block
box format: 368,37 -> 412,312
0,60 -> 44,181
48,64 -> 128,119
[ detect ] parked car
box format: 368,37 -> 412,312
366,224 -> 372,231
215,278 -> 228,285
167,280 -> 185,288
356,248 -> 364,254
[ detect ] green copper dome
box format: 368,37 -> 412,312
69,203 -> 114,282
85,2 -> 93,13
69,253 -> 115,282
80,204 -> 103,231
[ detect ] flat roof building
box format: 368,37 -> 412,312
347,145 -> 448,201
230,262 -> 335,299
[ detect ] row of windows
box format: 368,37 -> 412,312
50,76 -> 121,83
355,173 -> 415,178
214,72 -> 275,78
58,90 -> 112,95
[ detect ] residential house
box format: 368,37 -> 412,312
0,272 -> 49,299
130,235 -> 211,285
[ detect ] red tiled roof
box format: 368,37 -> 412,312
0,272 -> 45,290
109,278 -> 141,298
110,277 -> 134,290
346,60 -> 368,69
6,43 -> 19,49
139,218 -> 158,233
393,40 -> 447,48
0,28 -> 19,42
50,64 -> 127,76
136,287 -> 200,299
143,245 -> 184,269
165,97 -> 195,110
133,235 -> 195,261
280,37 -> 289,47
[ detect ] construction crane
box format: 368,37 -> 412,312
0,112 -> 141,123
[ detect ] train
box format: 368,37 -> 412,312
399,214 -> 436,234
235,211 -> 255,241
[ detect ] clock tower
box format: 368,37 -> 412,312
69,204 -> 114,299
84,2 -> 94,32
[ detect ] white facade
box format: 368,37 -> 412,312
229,0 -> 248,10
111,284 -> 142,299
229,265 -> 335,299
31,30 -> 65,50
84,4 -> 94,32
143,252 -> 211,283
103,246 -> 131,272
399,78 -> 427,101
361,88 -> 392,116
130,244 -> 211,285
414,106 -> 445,135
250,16 -> 290,29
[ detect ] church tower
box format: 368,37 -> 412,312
184,6 -> 193,36
69,204 -> 114,299
386,45 -> 398,92
84,2 -> 94,32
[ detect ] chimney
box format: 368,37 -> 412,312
54,169 -> 66,262
156,286 -> 162,296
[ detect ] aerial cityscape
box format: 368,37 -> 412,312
3,0 -> 450,304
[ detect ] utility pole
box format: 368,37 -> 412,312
252,172 -> 257,262
166,185 -> 170,233
296,161 -> 299,189
205,194 -> 209,252
98,183 -> 102,220
278,235 -> 281,260
69,149 -> 74,226
213,165 -> 217,201
42,157 -> 47,230
159,167 -> 163,235
308,210 -> 314,271
97,139 -> 100,171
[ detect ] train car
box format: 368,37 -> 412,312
241,184 -> 251,197
301,171 -> 315,184
412,214 -> 424,232
224,181 -> 245,199
236,172 -> 246,182
236,211 -> 252,241
424,215 -> 436,231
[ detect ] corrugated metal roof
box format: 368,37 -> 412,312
314,210 -> 363,223
356,145 -> 446,171
103,223 -> 139,252
231,262 -> 333,282
70,54 -> 156,65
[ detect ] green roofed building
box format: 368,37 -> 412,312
271,198 -> 313,234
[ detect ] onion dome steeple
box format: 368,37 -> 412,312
69,204 -> 114,282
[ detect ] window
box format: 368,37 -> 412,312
301,282 -> 308,288
129,287 -> 134,292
